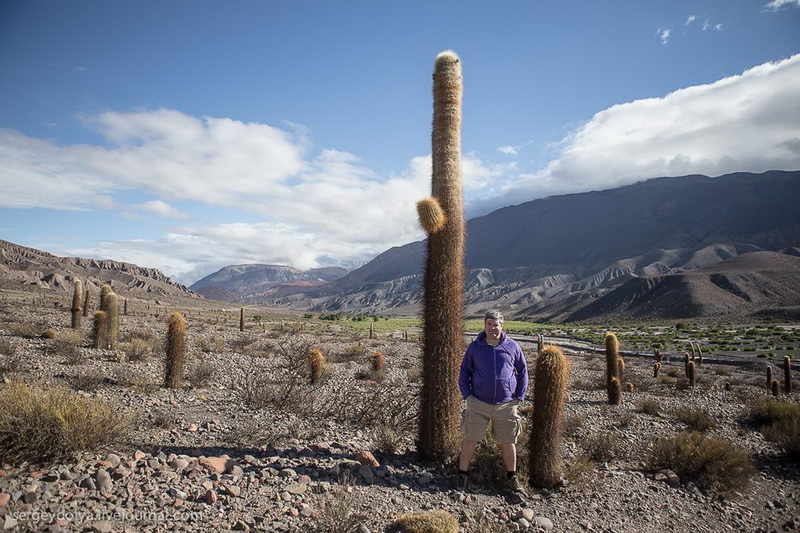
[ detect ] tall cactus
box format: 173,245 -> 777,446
784,356 -> 792,393
529,345 -> 570,489
82,285 -> 91,317
239,307 -> 245,332
605,332 -> 622,405
417,50 -> 465,461
70,280 -> 83,330
164,311 -> 187,389
105,291 -> 119,351
91,310 -> 108,349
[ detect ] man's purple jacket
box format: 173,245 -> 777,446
458,330 -> 528,405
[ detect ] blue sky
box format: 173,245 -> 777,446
1,0 -> 799,285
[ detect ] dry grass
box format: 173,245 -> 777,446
0,380 -> 131,464
750,399 -> 800,459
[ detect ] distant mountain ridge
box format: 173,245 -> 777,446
0,239 -> 196,298
190,264 -> 348,303
253,170 -> 800,321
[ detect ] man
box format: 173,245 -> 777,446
458,310 -> 528,495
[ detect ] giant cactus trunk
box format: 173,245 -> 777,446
417,50 -> 465,461
605,332 -> 622,405
70,280 -> 83,330
528,345 -> 570,489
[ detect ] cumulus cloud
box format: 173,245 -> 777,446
470,54 -> 800,215
658,28 -> 671,45
498,145 -> 518,156
763,0 -> 800,11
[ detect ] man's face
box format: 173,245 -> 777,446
484,318 -> 503,341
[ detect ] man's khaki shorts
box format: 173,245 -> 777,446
460,395 -> 523,444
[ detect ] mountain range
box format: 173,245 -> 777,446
191,170 -> 800,321
3,170 -> 799,322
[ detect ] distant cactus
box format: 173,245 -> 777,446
91,311 -> 108,349
70,280 -> 83,330
370,350 -> 385,374
416,197 -> 446,234
605,333 -> 622,405
537,333 -> 545,355
624,382 -> 634,393
772,379 -> 780,397
767,365 -> 773,391
695,342 -> 703,366
239,307 -> 245,332
164,311 -> 187,389
308,348 -> 326,384
123,298 -> 128,316
688,361 -> 696,388
105,292 -> 119,351
418,50 -> 465,461
654,361 -> 662,378
654,348 -> 662,364
784,356 -> 792,393
684,352 -> 691,377
617,357 -> 626,381
369,321 -> 374,339
529,345 -> 570,489
82,285 -> 91,317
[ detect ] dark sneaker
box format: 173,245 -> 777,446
456,472 -> 471,491
508,475 -> 528,497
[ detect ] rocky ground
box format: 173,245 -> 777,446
0,287 -> 798,532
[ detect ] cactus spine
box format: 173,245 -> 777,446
784,356 -> 792,393
70,280 -> 83,330
605,332 -> 622,405
529,345 -> 570,489
164,311 -> 187,389
417,50 -> 465,461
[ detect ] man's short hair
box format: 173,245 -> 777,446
484,310 -> 503,323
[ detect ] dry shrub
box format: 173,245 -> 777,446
386,511 -> 458,533
198,335 -> 225,354
636,398 -> 661,415
563,413 -> 587,439
563,452 -> 594,486
581,431 -> 621,462
750,399 -> 800,459
52,330 -> 85,364
673,406 -> 716,431
646,431 -> 754,494
71,369 -> 105,392
7,323 -> 38,339
124,337 -> 153,362
0,381 -> 131,464
0,339 -> 24,374
312,483 -> 367,533
342,341 -> 366,361
186,358 -> 215,388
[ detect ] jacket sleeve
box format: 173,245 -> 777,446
513,346 -> 528,400
458,346 -> 472,400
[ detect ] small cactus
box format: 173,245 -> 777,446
537,333 -> 545,356
91,311 -> 108,349
164,311 -> 187,389
308,348 -> 326,384
772,379 -> 780,397
529,345 -> 570,489
684,352 -> 691,377
653,361 -> 661,378
370,350 -> 385,374
624,382 -> 634,393
767,365 -> 773,391
70,280 -> 83,330
654,348 -> 662,364
605,332 -> 622,405
617,357 -> 626,381
239,307 -> 245,332
369,321 -> 374,339
688,361 -> 696,388
784,356 -> 792,393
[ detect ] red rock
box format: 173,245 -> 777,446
354,450 -> 380,467
0,492 -> 10,507
133,450 -> 146,461
203,489 -> 218,504
199,455 -> 234,474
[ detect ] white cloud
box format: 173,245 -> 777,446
498,145 -> 518,156
124,200 -> 188,220
685,15 -> 697,25
470,54 -> 800,215
658,28 -> 671,45
702,21 -> 723,31
763,0 -> 800,11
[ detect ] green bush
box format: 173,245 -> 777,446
646,431 -> 754,493
0,381 -> 131,464
750,399 -> 800,459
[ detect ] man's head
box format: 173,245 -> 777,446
484,310 -> 504,343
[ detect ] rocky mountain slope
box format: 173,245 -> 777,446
258,170 -> 800,321
190,264 -> 347,303
0,239 -> 197,299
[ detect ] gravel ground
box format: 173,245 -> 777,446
0,288 -> 799,532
